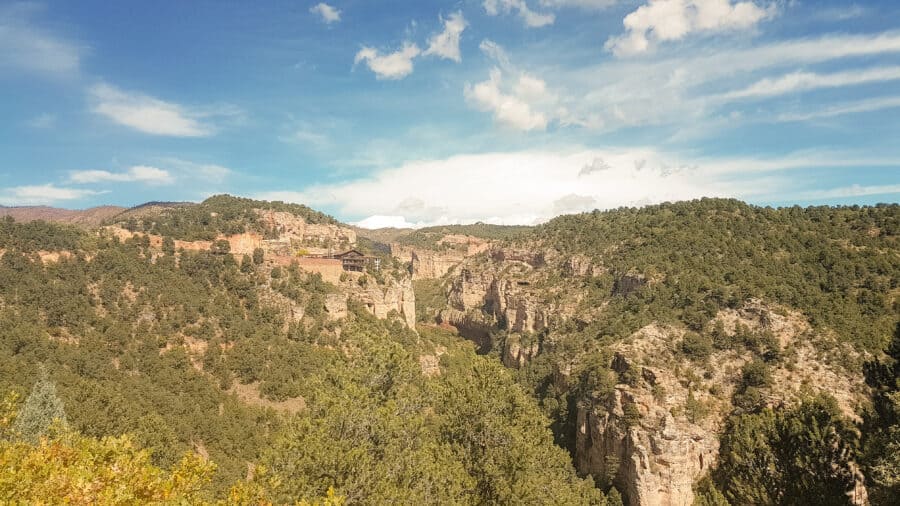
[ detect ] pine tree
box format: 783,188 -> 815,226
13,367 -> 67,443
607,487 -> 624,506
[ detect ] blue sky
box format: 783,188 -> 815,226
1,0 -> 898,227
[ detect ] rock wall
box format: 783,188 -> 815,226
442,266 -> 557,335
441,246 -> 870,506
292,257 -> 345,284
256,210 -> 356,247
348,277 -> 417,329
389,235 -> 489,280
574,313 -> 869,506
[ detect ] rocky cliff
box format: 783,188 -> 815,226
389,234 -> 490,279
439,245 -> 871,505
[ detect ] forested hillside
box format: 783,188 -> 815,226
421,198 -> 899,505
0,197 -> 897,505
0,207 -> 603,504
115,195 -> 340,241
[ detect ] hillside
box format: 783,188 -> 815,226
0,197 -> 601,504
0,196 -> 897,504
0,205 -> 126,226
411,198 -> 899,505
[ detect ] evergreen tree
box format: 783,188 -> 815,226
862,322 -> 900,504
13,367 -> 67,443
716,395 -> 858,505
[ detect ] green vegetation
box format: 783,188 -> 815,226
13,366 -> 67,443
119,194 -> 340,241
412,279 -> 449,322
714,395 -> 860,505
396,223 -> 532,250
0,218 -> 602,503
861,323 -> 900,504
535,198 -> 898,351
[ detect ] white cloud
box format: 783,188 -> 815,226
721,66 -> 900,100
354,43 -> 421,80
89,83 -> 224,137
354,215 -> 421,229
310,3 -> 341,24
0,184 -> 101,206
606,0 -> 775,57
466,40 -> 602,131
0,4 -> 82,76
782,184 -> 900,201
256,148 -> 900,227
69,166 -> 174,185
777,96 -> 900,122
551,30 -> 900,131
424,12 -> 467,62
157,158 -> 234,183
483,0 -> 555,28
814,4 -> 869,22
466,69 -> 549,131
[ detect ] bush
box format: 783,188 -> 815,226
681,332 -> 713,361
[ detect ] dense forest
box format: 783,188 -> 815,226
0,197 -> 897,505
427,199 -> 900,505
0,214 -> 603,504
115,195 -> 340,241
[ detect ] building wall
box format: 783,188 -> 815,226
290,257 -> 345,284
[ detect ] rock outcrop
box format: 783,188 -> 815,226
347,277 -> 417,330
390,235 -> 489,279
256,209 -> 356,250
441,242 -> 870,506
574,308 -> 869,506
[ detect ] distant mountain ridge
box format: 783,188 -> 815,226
0,204 -> 126,226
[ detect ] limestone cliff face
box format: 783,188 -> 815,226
574,309 -> 869,506
441,244 -> 869,506
256,209 -> 356,249
575,326 -> 721,506
346,277 -> 417,330
442,260 -> 559,335
390,235 -> 489,279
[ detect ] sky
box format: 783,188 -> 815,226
1,0 -> 899,228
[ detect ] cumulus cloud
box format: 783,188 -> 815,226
466,40 -> 601,131
424,12 -> 467,62
69,166 -> 174,185
89,83 -> 226,137
606,0 -> 775,57
252,149 -> 782,226
354,215 -> 422,229
310,3 -> 341,24
465,69 -> 549,131
0,184 -> 101,206
354,43 -> 421,80
483,0 -> 555,28
721,66 -> 900,100
0,4 -> 82,76
553,194 -> 598,214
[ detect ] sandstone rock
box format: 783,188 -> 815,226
324,294 -> 348,320
347,277 -> 417,329
502,334 -> 541,369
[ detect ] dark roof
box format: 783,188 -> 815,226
334,249 -> 366,258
